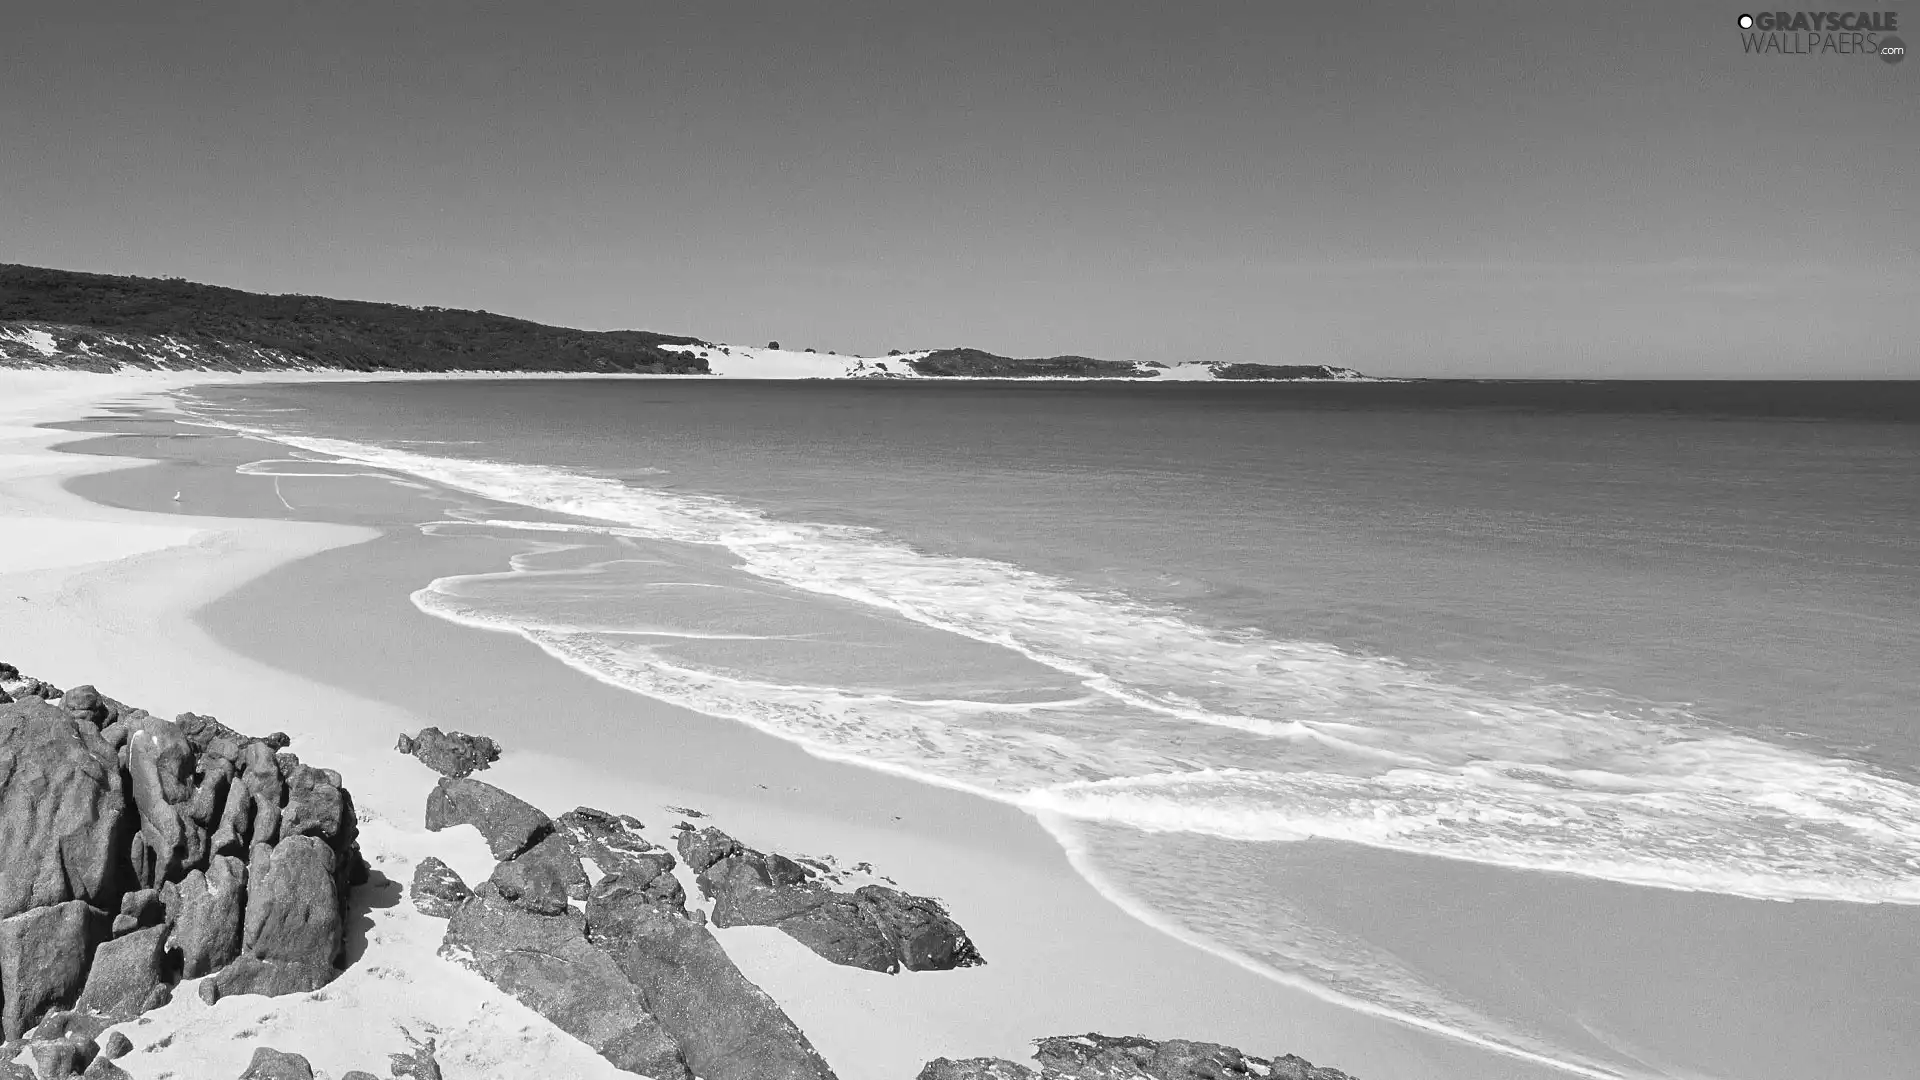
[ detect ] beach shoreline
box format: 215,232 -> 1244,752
2,370 -> 1539,1080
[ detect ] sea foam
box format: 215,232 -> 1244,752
190,418 -> 1920,909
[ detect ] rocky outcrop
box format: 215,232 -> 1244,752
423,785 -> 836,1080
917,1034 -> 1359,1080
237,1047 -> 315,1080
424,777 -> 551,859
395,727 -> 500,779
0,667 -> 365,1043
681,826 -> 983,974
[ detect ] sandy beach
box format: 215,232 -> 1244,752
0,370 -> 1564,1080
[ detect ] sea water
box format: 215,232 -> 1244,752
180,379 -> 1920,1079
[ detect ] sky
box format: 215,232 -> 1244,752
1,1 -> 1914,377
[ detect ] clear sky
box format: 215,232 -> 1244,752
1,2 -> 1914,376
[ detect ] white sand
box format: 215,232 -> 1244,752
0,370 -> 1540,1080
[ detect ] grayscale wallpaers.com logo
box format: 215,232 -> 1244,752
1738,10 -> 1905,62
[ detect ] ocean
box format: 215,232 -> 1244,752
178,378 -> 1920,1079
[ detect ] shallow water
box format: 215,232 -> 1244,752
178,378 -> 1920,1079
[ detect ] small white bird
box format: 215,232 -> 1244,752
171,491 -> 182,502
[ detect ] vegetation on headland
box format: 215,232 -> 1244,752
0,264 -> 709,373
905,348 -> 1150,378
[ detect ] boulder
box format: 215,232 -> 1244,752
278,763 -> 350,847
442,884 -> 688,1079
557,806 -> 659,871
81,1058 -> 133,1080
212,741 -> 285,855
0,900 -> 112,1040
97,1031 -> 132,1060
165,855 -> 247,978
213,837 -> 340,997
588,879 -> 835,1080
58,687 -> 109,728
696,853 -> 982,973
110,887 -> 161,938
917,1060 -> 1037,1080
0,698 -> 131,919
123,714 -> 203,887
487,832 -> 588,916
772,893 -> 897,973
396,728 -> 500,778
28,1035 -> 98,1079
409,857 -> 471,918
674,826 -> 743,875
75,925 -> 170,1020
852,885 -> 983,971
237,1047 -> 315,1080
699,855 -> 835,930
424,777 -> 551,860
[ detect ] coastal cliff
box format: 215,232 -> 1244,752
2,265 -> 1368,382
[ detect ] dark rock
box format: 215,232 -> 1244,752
591,883 -> 835,1080
75,925 -> 170,1020
0,900 -> 112,1040
917,1059 -> 1037,1080
237,1047 -> 315,1080
409,857 -> 471,918
29,1035 -> 98,1079
772,893 -> 897,973
0,688 -> 10,704
10,678 -> 62,700
279,764 -> 349,846
396,727 -> 500,779
214,837 -> 341,997
341,1074 -> 383,1080
556,806 -> 658,870
852,885 -> 983,971
29,1008 -> 110,1043
0,661 -> 18,680
442,884 -> 688,1080
113,888 -> 162,937
695,851 -> 981,973
97,1031 -> 131,1060
699,855 -> 833,929
198,978 -> 220,1005
81,1057 -> 134,1080
212,741 -> 285,855
674,826 -> 743,875
123,715 -> 202,886
0,698 -> 131,920
165,855 -> 247,978
59,687 -> 109,728
424,777 -> 551,860
487,832 -> 588,916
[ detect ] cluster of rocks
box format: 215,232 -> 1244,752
678,825 -> 983,974
412,774 -> 837,1080
231,1032 -> 440,1080
920,1034 -> 1357,1080
0,665 -> 365,1072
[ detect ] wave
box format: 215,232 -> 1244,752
186,418 -> 1920,910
